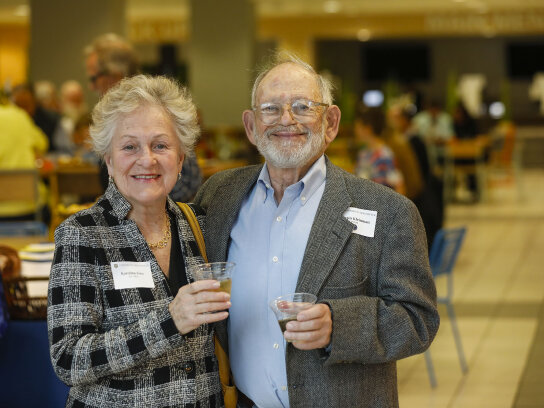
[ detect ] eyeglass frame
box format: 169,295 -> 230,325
252,99 -> 330,125
88,71 -> 107,85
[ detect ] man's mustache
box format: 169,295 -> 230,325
264,125 -> 308,137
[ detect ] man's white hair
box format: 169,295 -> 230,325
250,51 -> 334,107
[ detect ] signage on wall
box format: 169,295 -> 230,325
129,19 -> 187,43
426,12 -> 544,35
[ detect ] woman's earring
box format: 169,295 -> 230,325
108,175 -> 113,184
178,172 -> 182,180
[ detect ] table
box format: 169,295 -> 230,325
443,136 -> 490,202
0,236 -> 51,251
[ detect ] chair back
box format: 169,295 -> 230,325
0,221 -> 48,236
0,169 -> 41,223
428,226 -> 467,278
49,162 -> 102,202
0,169 -> 40,203
48,162 -> 102,234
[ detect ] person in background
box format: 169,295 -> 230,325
34,80 -> 60,113
11,83 -> 67,153
383,113 -> 424,201
60,80 -> 88,124
0,97 -> 49,220
194,52 -> 439,408
353,104 -> 405,195
34,80 -> 76,154
389,105 -> 444,249
412,99 -> 454,170
452,102 -> 478,140
84,33 -> 140,97
84,33 -> 202,200
452,101 -> 482,200
48,75 -> 229,407
70,113 -> 99,165
58,80 -> 89,152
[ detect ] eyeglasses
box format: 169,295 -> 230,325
88,72 -> 106,84
253,99 -> 329,125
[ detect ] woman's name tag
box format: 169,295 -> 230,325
111,261 -> 155,289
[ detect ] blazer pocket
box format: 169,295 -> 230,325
319,277 -> 368,299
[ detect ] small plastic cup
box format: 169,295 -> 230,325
269,292 -> 317,339
189,262 -> 235,294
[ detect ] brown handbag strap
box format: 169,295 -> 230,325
177,202 -> 237,396
177,202 -> 208,262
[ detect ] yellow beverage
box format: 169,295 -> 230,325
216,278 -> 232,294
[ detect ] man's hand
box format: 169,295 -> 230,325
284,303 -> 332,350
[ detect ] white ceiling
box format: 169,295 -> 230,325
1,0 -> 543,23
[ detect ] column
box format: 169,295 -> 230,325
189,0 -> 255,127
29,0 -> 126,106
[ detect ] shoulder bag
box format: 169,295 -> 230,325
177,202 -> 238,408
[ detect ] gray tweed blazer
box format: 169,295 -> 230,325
194,158 -> 439,408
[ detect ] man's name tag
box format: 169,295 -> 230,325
111,262 -> 155,290
343,207 -> 377,238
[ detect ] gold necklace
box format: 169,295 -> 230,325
147,214 -> 171,250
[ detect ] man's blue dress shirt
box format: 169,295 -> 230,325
227,156 -> 326,408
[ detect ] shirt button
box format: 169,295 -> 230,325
273,343 -> 280,349
272,256 -> 278,263
183,362 -> 193,373
281,386 -> 287,391
301,196 -> 306,202
276,216 -> 282,222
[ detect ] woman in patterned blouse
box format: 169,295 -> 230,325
48,75 -> 229,407
353,105 -> 406,195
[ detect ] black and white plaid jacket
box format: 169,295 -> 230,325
47,183 -> 223,407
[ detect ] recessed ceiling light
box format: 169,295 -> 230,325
357,28 -> 372,42
14,5 -> 30,17
323,1 -> 341,14
489,102 -> 505,118
466,0 -> 488,13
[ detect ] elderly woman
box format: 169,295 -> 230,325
47,75 -> 230,407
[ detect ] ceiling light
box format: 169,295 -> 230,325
14,5 -> 30,17
323,1 -> 341,14
363,90 -> 384,107
489,102 -> 505,119
466,0 -> 488,13
357,28 -> 372,42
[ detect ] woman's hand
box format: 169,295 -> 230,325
168,280 -> 230,335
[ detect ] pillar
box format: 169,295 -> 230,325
29,0 -> 126,106
189,0 -> 255,127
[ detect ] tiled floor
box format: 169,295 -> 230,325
397,169 -> 544,408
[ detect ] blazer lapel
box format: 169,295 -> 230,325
296,161 -> 355,295
204,165 -> 262,262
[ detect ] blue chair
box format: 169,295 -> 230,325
0,249 -> 69,406
424,226 -> 469,388
0,221 -> 48,236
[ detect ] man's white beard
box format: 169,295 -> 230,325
253,123 -> 326,169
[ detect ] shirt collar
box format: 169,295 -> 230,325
102,180 -> 178,221
256,155 -> 327,205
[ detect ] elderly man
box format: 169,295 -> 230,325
84,33 -> 140,97
194,53 -> 439,408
